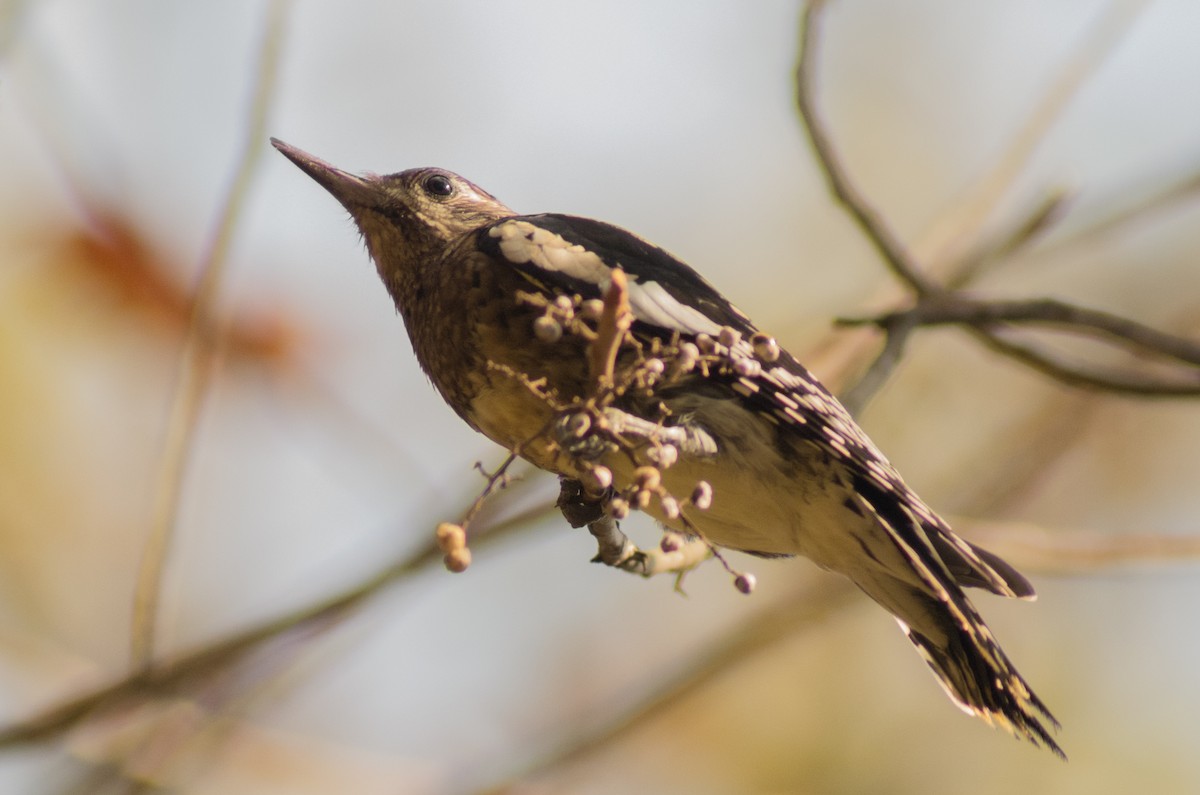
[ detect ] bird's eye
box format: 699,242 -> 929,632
422,173 -> 454,197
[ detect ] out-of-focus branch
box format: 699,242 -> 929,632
958,519 -> 1200,574
799,0 -> 1200,403
477,576 -> 860,795
915,0 -> 1151,270
795,0 -> 936,296
839,296 -> 1200,397
132,0 -> 291,668
968,328 -> 1200,397
0,486 -> 553,750
891,297 -> 1200,367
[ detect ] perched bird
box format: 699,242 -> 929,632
272,138 -> 1062,756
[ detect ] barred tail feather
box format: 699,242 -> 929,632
895,591 -> 1064,758
845,480 -> 1064,757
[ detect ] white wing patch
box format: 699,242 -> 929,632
489,220 -> 609,284
627,279 -> 721,336
488,219 -> 721,336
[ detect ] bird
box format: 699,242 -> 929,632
271,138 -> 1062,757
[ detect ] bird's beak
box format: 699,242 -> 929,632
271,138 -> 381,210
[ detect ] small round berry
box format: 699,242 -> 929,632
751,332 -> 780,363
633,466 -> 661,491
534,316 -> 563,343
660,494 -> 680,520
444,548 -> 472,573
579,299 -> 605,320
581,465 -> 613,494
435,522 -> 466,553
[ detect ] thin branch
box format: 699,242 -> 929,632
958,519 -> 1200,574
795,0 -> 937,296
905,297 -> 1200,367
969,328 -> 1200,397
1034,167 -> 1200,260
132,0 -> 291,668
589,268 -> 632,391
835,310 -> 916,416
916,0 -> 1151,268
475,577 -> 860,795
946,189 -> 1073,289
0,494 -> 553,750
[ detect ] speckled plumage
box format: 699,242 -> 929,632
273,139 -> 1062,757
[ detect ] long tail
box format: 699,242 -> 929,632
894,582 -> 1063,757
846,475 -> 1064,758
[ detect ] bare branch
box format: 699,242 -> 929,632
969,328 -> 1200,397
0,482 -> 551,749
959,519 -> 1200,574
132,0 -> 291,668
899,297 -> 1200,367
916,0 -> 1151,269
795,0 -> 937,296
478,577 -> 860,793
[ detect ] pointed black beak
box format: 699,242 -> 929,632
271,138 -> 381,210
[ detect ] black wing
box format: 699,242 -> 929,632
477,213 -> 756,337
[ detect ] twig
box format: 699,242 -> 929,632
916,0 -> 1151,269
132,0 -> 290,668
589,269 -> 632,392
474,577 -> 860,794
835,310 -> 917,416
1032,167 -> 1200,261
946,189 -> 1073,289
958,519 -> 1200,574
795,0 -> 937,296
0,495 -> 553,749
969,329 -> 1200,397
888,297 -> 1200,367
463,453 -> 521,529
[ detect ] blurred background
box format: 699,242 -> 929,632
2,0 -> 1200,792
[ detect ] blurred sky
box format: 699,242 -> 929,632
2,1 -> 1200,793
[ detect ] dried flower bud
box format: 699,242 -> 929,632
635,489 -> 653,510
581,465 -> 613,495
690,481 -> 713,511
647,444 -> 678,469
751,332 -> 780,363
660,494 -> 680,520
610,497 -> 630,519
695,333 -> 716,354
554,295 -> 574,312
734,572 -> 756,594
579,298 -> 605,320
444,547 -> 472,573
561,411 -> 591,438
642,357 -> 665,375
732,357 -> 761,378
435,522 -> 466,553
633,465 -> 661,491
534,315 -> 562,343
660,532 -> 682,553
718,326 -> 740,349
670,342 -> 700,377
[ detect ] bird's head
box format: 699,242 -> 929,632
271,139 -> 515,281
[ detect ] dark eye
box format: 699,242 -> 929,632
422,173 -> 454,197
